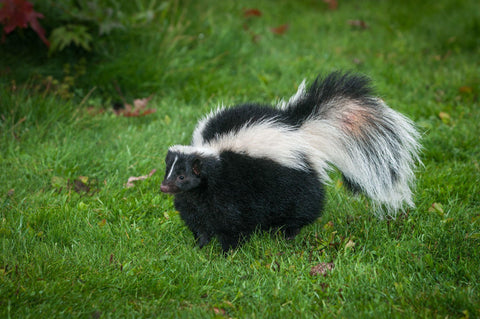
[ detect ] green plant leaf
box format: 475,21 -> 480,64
48,24 -> 93,55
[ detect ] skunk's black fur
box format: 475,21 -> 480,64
166,150 -> 323,251
161,72 -> 421,252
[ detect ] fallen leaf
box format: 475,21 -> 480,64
458,86 -> 473,94
335,178 -> 343,190
164,115 -> 171,125
78,176 -> 89,184
428,202 -> 444,215
323,0 -> 338,10
7,189 -> 15,197
310,262 -> 335,276
323,221 -> 334,232
352,58 -> 363,65
348,20 -> 369,29
213,307 -> 226,316
270,24 -> 289,35
438,112 -> 451,124
72,178 -> 90,194
51,176 -> 67,190
114,95 -> 156,117
244,8 -> 262,18
98,219 -> 106,227
133,97 -> 151,109
58,176 -> 100,195
86,107 -> 105,116
124,169 -> 156,188
345,239 -> 356,249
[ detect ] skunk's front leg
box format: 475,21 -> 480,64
195,231 -> 212,248
218,232 -> 245,253
284,227 -> 301,240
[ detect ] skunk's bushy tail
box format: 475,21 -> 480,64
279,72 -> 421,215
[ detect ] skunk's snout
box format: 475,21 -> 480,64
160,181 -> 180,194
160,184 -> 169,193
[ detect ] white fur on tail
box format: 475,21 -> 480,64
298,101 -> 421,215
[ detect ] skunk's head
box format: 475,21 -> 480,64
160,145 -> 218,194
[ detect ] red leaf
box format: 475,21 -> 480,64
0,0 -> 49,46
244,8 -> 262,18
25,9 -> 48,46
270,24 -> 289,35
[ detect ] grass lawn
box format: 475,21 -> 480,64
1,0 -> 479,317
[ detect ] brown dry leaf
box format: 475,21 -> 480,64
323,221 -> 334,232
115,95 -> 156,117
270,24 -> 289,35
133,97 -> 152,109
348,20 -> 369,29
428,202 -> 444,215
213,307 -> 226,315
73,179 -> 90,193
244,8 -> 262,18
310,262 -> 335,276
78,176 -> 89,184
67,176 -> 100,195
323,0 -> 338,10
352,58 -> 363,65
459,86 -> 473,94
124,169 -> 157,188
438,112 -> 451,124
345,239 -> 356,249
86,107 -> 105,116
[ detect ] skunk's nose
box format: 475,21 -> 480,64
160,184 -> 169,193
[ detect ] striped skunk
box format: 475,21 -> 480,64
160,72 -> 421,252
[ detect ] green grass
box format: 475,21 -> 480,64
1,0 -> 479,317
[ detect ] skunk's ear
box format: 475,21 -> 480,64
192,158 -> 202,176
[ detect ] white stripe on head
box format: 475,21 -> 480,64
166,155 -> 178,179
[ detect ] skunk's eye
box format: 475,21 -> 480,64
178,175 -> 185,180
